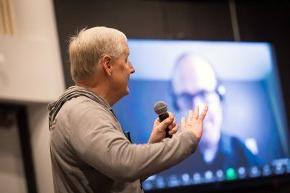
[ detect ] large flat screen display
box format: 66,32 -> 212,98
113,40 -> 290,191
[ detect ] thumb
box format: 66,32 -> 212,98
153,118 -> 159,127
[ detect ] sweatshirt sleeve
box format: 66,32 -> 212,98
68,103 -> 198,182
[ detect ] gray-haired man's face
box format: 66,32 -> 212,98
110,40 -> 135,100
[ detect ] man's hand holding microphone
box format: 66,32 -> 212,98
148,101 -> 208,144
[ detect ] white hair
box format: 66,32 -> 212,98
68,26 -> 127,82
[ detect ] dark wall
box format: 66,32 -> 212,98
54,0 -> 234,87
53,0 -> 290,192
235,1 -> 290,126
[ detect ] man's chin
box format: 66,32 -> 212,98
120,89 -> 129,98
126,87 -> 130,95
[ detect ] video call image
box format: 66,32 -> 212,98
113,40 -> 290,190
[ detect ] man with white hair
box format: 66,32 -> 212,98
48,27 -> 208,193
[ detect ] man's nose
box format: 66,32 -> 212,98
129,61 -> 135,74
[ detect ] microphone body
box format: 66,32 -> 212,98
154,101 -> 171,138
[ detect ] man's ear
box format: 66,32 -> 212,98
100,55 -> 113,76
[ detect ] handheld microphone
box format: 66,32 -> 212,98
154,101 -> 171,138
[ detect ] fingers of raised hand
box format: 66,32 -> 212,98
184,105 -> 208,127
193,105 -> 199,119
198,105 -> 208,121
187,110 -> 193,122
181,117 -> 185,131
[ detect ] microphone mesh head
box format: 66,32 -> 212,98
154,101 -> 168,115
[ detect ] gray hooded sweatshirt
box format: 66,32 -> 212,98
48,86 -> 198,193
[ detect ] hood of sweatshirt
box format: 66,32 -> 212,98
48,86 -> 111,130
